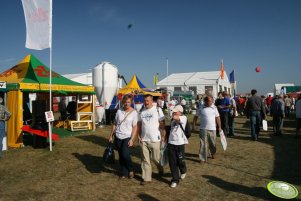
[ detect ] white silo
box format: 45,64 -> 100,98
92,61 -> 118,110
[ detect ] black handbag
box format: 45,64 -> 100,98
103,142 -> 115,164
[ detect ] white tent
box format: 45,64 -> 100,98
156,71 -> 232,98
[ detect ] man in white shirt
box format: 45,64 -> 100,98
138,94 -> 166,185
192,95 -> 221,162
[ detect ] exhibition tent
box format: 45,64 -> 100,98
0,54 -> 95,148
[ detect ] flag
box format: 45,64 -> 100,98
229,70 -> 235,83
220,59 -> 224,80
153,73 -> 159,85
22,0 -> 52,50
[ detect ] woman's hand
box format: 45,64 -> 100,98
128,139 -> 134,147
108,135 -> 113,143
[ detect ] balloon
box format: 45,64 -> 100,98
255,66 -> 261,73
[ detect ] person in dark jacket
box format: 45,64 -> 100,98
245,89 -> 266,141
270,95 -> 285,135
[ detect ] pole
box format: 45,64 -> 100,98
166,58 -> 169,90
48,0 -> 53,151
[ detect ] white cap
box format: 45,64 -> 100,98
172,105 -> 183,113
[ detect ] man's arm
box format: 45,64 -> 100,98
216,116 -> 221,132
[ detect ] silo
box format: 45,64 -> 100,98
92,61 -> 118,109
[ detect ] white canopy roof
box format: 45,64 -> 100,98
157,71 -> 229,86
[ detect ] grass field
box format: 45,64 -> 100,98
0,115 -> 300,201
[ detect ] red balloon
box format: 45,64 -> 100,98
255,66 -> 261,72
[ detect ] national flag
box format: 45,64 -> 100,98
220,59 -> 224,80
22,0 -> 52,50
229,70 -> 235,83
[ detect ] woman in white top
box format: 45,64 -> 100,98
167,105 -> 188,188
109,94 -> 138,179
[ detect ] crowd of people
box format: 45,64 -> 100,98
105,90 -> 301,189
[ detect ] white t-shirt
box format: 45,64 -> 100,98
138,106 -> 165,142
115,109 -> 138,140
168,116 -> 188,145
195,105 -> 219,130
296,99 -> 301,118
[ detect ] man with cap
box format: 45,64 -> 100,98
167,105 -> 188,188
193,95 -> 221,162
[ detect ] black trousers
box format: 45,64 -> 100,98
168,143 -> 187,183
221,111 -> 229,136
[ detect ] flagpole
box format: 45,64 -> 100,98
48,0 -> 53,151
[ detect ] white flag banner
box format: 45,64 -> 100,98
21,0 -> 52,50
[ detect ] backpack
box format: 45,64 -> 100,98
179,118 -> 191,139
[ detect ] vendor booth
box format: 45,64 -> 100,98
0,54 -> 95,148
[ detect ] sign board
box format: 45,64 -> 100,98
0,81 -> 6,89
45,111 -> 54,122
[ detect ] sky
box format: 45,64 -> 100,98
0,0 -> 300,95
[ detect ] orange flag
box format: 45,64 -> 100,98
220,59 -> 224,80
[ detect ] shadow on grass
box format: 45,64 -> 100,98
202,175 -> 276,200
72,153 -> 118,174
137,193 -> 160,201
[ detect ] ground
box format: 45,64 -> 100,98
0,115 -> 300,201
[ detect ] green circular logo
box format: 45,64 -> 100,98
267,181 -> 299,199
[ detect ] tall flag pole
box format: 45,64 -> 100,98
220,59 -> 225,80
22,0 -> 53,151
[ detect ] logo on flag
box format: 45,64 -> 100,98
22,0 -> 52,50
220,60 -> 224,80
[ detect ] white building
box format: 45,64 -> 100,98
156,71 -> 232,98
63,72 -> 93,86
274,83 -> 294,95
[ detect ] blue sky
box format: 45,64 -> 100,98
0,0 -> 300,95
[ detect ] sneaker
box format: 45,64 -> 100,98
170,182 -> 177,188
180,173 -> 186,180
128,171 -> 134,179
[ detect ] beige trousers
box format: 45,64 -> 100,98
140,141 -> 162,181
199,129 -> 217,161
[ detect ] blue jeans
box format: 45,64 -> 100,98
114,137 -> 133,177
249,111 -> 261,140
0,121 -> 5,158
273,115 -> 283,135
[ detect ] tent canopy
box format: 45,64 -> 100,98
0,54 -> 94,94
118,74 -> 161,96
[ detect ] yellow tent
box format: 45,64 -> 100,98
118,74 -> 161,96
0,54 -> 95,147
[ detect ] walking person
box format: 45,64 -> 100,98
0,97 -> 11,159
166,105 -> 188,188
108,94 -> 138,179
228,94 -> 237,136
59,97 -> 67,120
270,95 -> 285,136
245,89 -> 266,141
284,95 -> 292,117
295,94 -> 301,138
193,95 -> 221,162
138,94 -> 165,185
218,91 -> 231,136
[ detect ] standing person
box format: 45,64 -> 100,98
245,89 -> 266,141
180,98 -> 187,114
270,95 -> 285,136
295,94 -> 301,138
59,97 -> 67,120
284,95 -> 292,117
67,96 -> 77,120
0,97 -> 11,159
138,94 -> 165,185
167,105 -> 188,188
228,95 -> 237,136
218,91 -> 231,136
265,95 -> 273,114
192,95 -> 221,163
108,94 -> 138,179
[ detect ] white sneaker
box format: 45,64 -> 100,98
170,182 -> 177,188
180,173 -> 186,180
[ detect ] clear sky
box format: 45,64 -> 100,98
0,0 -> 300,95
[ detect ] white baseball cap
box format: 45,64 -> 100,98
172,105 -> 183,113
